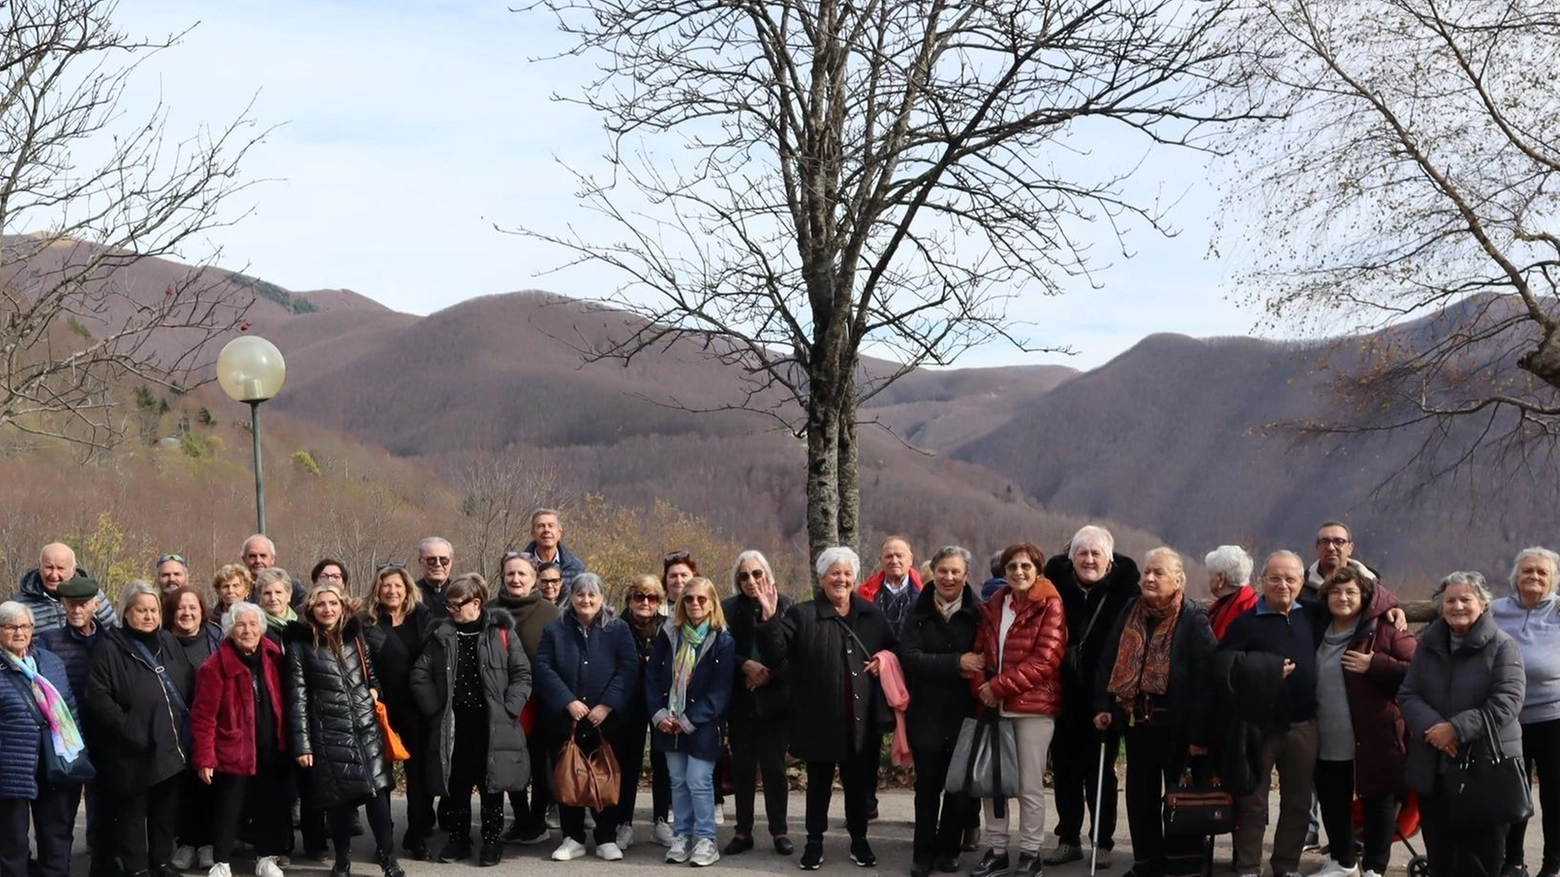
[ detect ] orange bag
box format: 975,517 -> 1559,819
375,699 -> 411,762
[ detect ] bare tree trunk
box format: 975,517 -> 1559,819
805,382 -> 842,565
836,374 -> 860,552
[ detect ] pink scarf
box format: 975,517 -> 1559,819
873,649 -> 913,767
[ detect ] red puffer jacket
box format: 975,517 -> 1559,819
190,636 -> 288,776
973,579 -> 1068,716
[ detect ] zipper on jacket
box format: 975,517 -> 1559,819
133,643 -> 186,763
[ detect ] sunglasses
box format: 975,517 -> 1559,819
664,550 -> 691,565
158,553 -> 187,566
682,595 -> 710,605
423,556 -> 452,566
376,561 -> 407,572
737,569 -> 765,582
446,597 -> 476,612
503,550 -> 539,563
630,592 -> 662,603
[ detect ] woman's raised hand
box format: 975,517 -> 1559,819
756,574 -> 780,620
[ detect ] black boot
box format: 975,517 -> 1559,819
377,851 -> 404,877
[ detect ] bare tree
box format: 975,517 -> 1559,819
517,0 -> 1264,559
449,446 -> 567,580
1223,0 -> 1560,485
0,0 -> 265,450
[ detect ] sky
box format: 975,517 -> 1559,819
106,0 -> 1273,371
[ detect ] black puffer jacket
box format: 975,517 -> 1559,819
410,608 -> 533,795
82,625 -> 195,795
723,590 -> 793,721
897,583 -> 981,752
1045,552 -> 1141,701
284,619 -> 392,808
757,591 -> 897,763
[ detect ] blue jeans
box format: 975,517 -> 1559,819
665,751 -> 718,841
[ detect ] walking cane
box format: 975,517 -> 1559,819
1090,741 -> 1107,877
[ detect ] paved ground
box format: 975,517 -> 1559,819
60,787 -> 1537,876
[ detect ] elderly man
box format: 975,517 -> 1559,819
13,543 -> 116,633
521,509 -> 586,587
240,534 -> 306,608
415,536 -> 456,620
858,536 -> 922,632
155,554 -> 190,592
41,576 -> 115,877
1217,551 -> 1319,877
1206,545 -> 1258,641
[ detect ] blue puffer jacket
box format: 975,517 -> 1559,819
646,622 -> 734,761
534,611 -> 638,738
13,569 -> 118,634
0,647 -> 80,800
39,622 -> 105,696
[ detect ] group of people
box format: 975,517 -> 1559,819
0,509 -> 1555,877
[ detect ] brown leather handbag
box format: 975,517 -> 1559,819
554,721 -> 622,810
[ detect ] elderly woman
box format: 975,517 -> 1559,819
1493,547 -> 1560,877
0,601 -> 86,877
647,576 -> 735,868
211,564 -> 254,620
621,574 -> 674,849
492,551 -> 561,847
411,574 -> 533,867
970,543 -> 1067,877
1400,571 -> 1526,877
721,550 -> 793,857
1205,545 -> 1258,641
1044,526 -> 1137,867
1092,548 -> 1217,877
535,573 -> 640,862
285,583 -> 403,877
899,546 -> 983,877
83,581 -> 197,877
164,584 -> 223,870
362,562 -> 437,860
189,601 -> 290,877
755,546 -> 898,871
1308,563 -> 1416,877
257,568 -> 298,644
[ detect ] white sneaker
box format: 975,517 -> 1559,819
615,824 -> 634,850
208,865 -> 232,877
596,842 -> 623,861
690,838 -> 720,868
1314,862 -> 1358,877
667,836 -> 692,864
552,838 -> 587,861
653,819 -> 675,848
173,845 -> 197,870
546,804 -> 561,830
713,807 -> 725,825
197,847 -> 215,869
1362,871 -> 1382,877
254,856 -> 283,877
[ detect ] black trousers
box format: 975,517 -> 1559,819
1052,706 -> 1119,849
397,712 -> 435,846
294,765 -> 328,854
446,713 -> 505,847
176,770 -> 214,848
558,721 -> 637,845
0,776 -> 77,877
1422,785 -> 1506,877
328,789 -> 395,865
1314,759 -> 1396,873
611,716 -> 651,831
1506,718 -> 1560,874
804,737 -> 880,843
912,745 -> 971,863
509,730 -> 553,834
211,768 -> 292,862
730,708 -> 790,838
115,774 -> 181,872
1121,726 -> 1206,877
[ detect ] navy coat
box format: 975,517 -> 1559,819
534,611 -> 637,739
0,647 -> 80,800
645,622 -> 735,761
39,622 -> 105,697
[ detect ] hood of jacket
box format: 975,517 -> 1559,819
986,577 -> 1062,611
430,606 -> 515,641
1420,609 -> 1500,657
18,566 -> 90,602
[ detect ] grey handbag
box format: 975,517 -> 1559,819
945,710 -> 1020,816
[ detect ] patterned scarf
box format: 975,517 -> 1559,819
933,590 -> 962,621
4,652 -> 86,763
668,621 -> 709,718
1105,591 -> 1184,711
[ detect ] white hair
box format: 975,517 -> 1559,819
0,600 -> 33,627
417,536 -> 452,557
730,550 -> 778,596
117,580 -> 160,621
1510,547 -> 1560,590
221,601 -> 266,637
814,546 -> 861,581
1205,545 -> 1254,587
255,568 -> 293,593
1435,570 -> 1494,611
241,534 -> 276,557
38,542 -> 77,568
1263,550 -> 1305,574
1070,525 -> 1115,559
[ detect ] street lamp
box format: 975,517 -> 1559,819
217,336 -> 286,535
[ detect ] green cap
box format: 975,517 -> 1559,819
57,575 -> 100,600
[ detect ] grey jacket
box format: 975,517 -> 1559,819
1398,611 -> 1525,795
410,607 -> 534,795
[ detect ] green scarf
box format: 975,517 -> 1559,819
668,621 -> 710,718
264,606 -> 297,632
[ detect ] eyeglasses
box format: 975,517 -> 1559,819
538,577 -> 563,588
630,592 -> 662,603
1316,537 -> 1351,547
682,595 -> 710,605
446,597 -> 475,612
376,561 -> 406,572
423,556 -> 452,567
318,572 -> 344,581
664,550 -> 691,565
158,554 -> 187,566
1,623 -> 34,632
737,569 -> 765,582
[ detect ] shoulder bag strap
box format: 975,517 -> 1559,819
131,639 -> 189,714
1481,708 -> 1509,761
1078,594 -> 1110,646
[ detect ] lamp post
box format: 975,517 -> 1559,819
217,336 -> 286,535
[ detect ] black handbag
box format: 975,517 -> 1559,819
1444,709 -> 1533,825
1162,762 -> 1236,837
